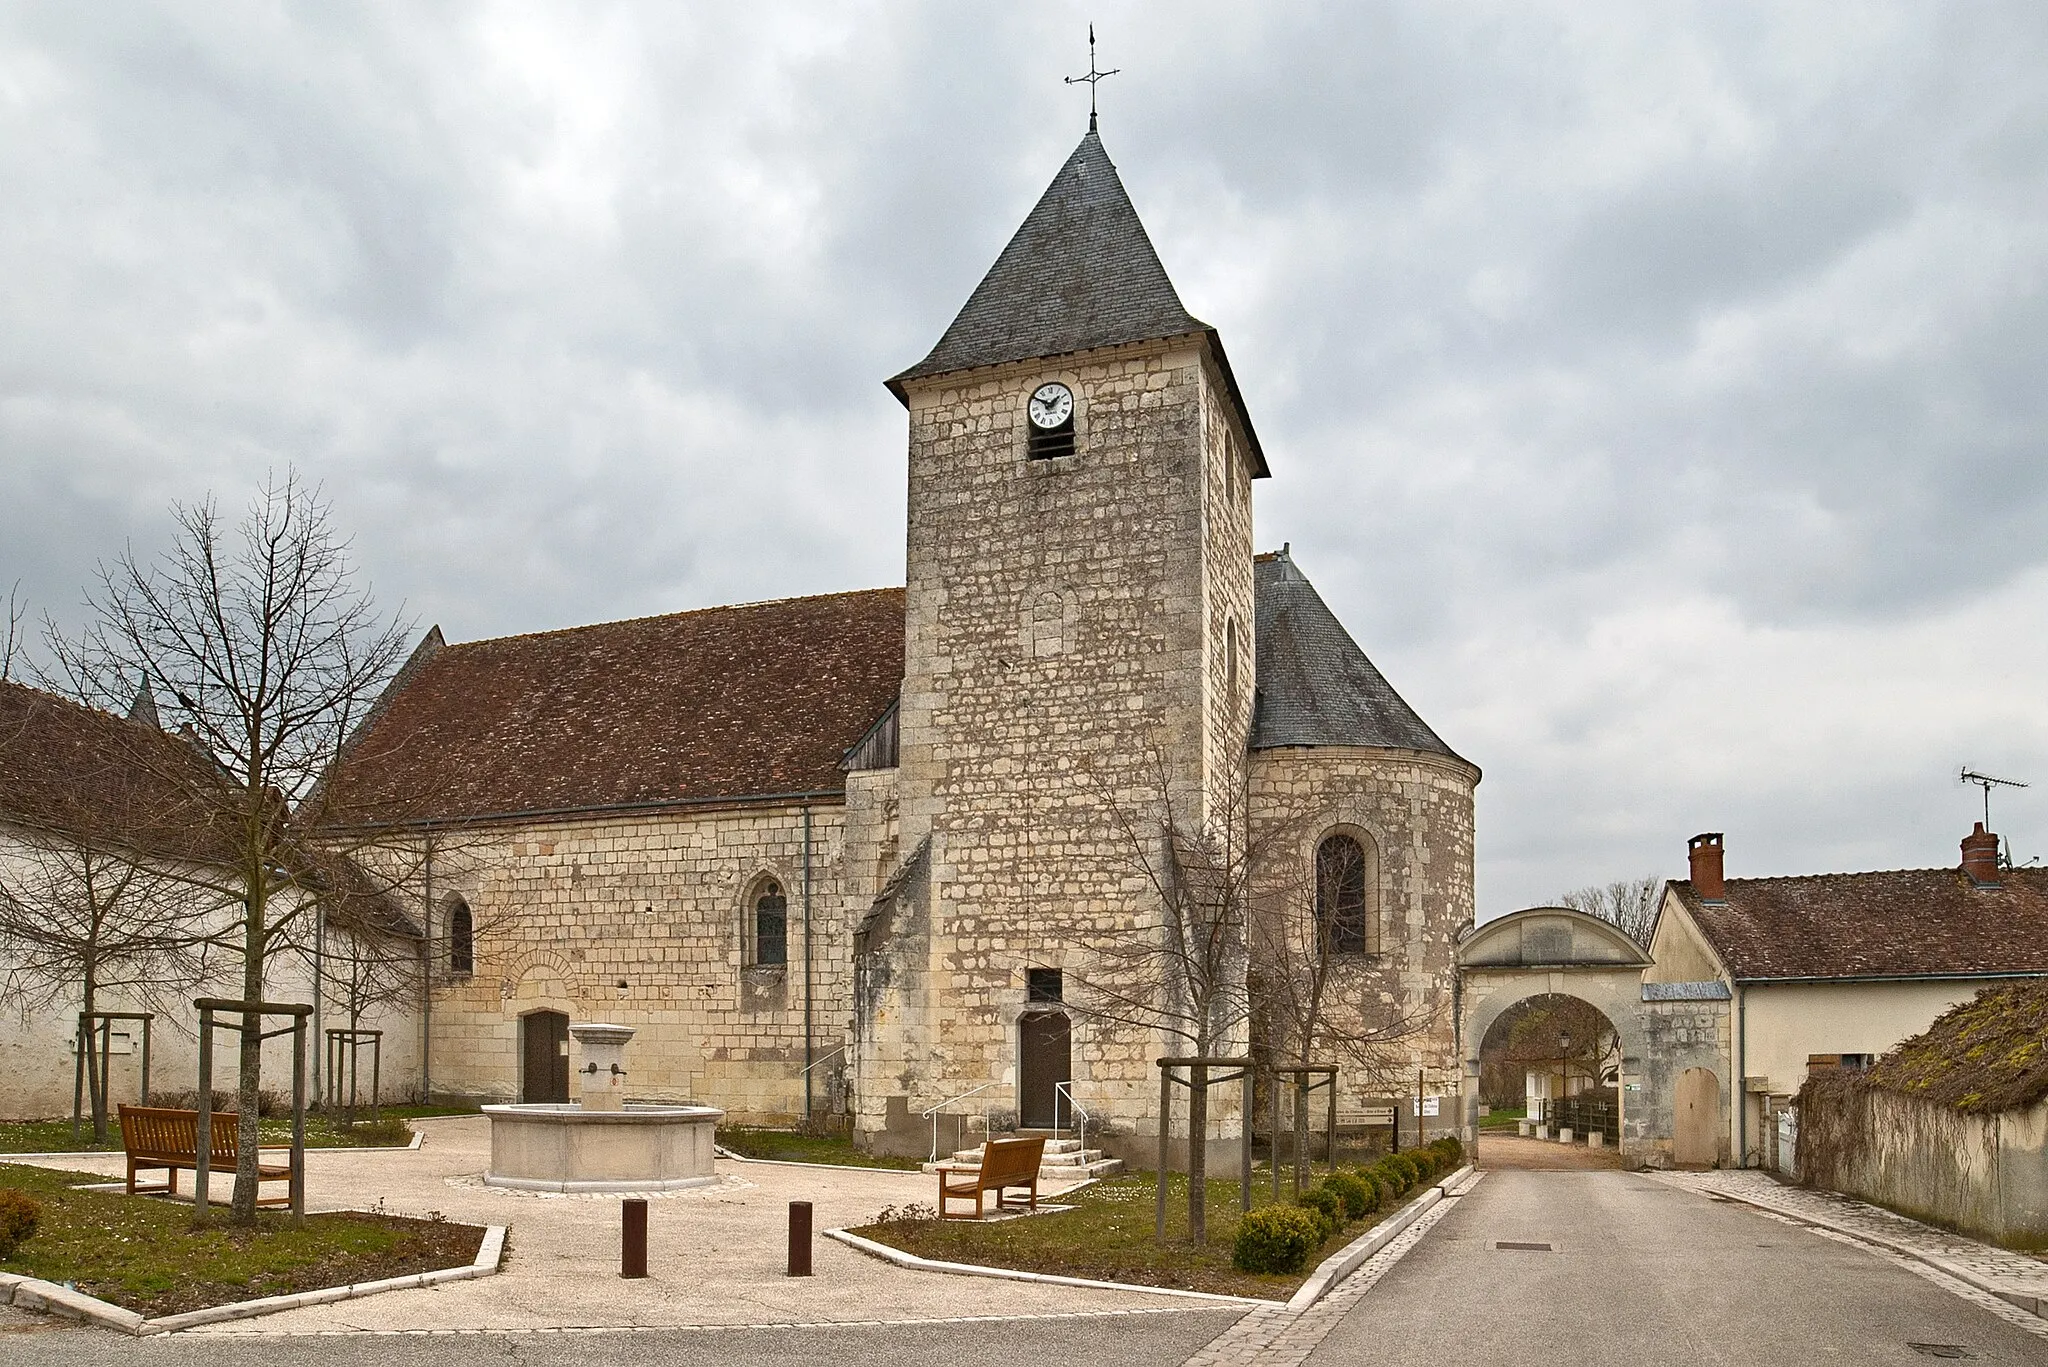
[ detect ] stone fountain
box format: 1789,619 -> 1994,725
482,1023 -> 722,1192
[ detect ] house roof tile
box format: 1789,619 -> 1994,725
1674,866 -> 2048,981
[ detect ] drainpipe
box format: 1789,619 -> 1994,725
1735,984 -> 1746,1169
802,803 -> 814,1123
422,833 -> 435,1105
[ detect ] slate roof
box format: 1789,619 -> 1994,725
326,589 -> 906,823
1249,549 -> 1470,766
1672,867 -> 2048,981
889,126 -> 1269,476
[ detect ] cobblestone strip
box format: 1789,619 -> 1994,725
1180,1175 -> 1481,1367
1654,1170 -> 2048,1328
185,1306 -> 1207,1337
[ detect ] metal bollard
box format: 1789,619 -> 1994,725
787,1200 -> 813,1277
622,1198 -> 648,1279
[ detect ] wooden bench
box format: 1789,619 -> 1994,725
936,1135 -> 1045,1220
118,1104 -> 291,1206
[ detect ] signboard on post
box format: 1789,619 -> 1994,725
1358,1106 -> 1396,1126
1412,1096 -> 1441,1117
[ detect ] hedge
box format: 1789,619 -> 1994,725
1232,1203 -> 1328,1274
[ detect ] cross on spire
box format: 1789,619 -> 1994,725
1064,24 -> 1119,130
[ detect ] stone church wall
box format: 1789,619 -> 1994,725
1247,747 -> 1476,1107
877,338 -> 1256,1161
424,799 -> 855,1125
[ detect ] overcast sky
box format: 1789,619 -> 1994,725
3,3 -> 2044,918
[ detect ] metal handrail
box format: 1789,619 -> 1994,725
1053,1080 -> 1089,1155
800,1045 -> 846,1076
921,1082 -> 999,1162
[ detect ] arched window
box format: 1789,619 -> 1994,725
752,879 -> 788,967
448,898 -> 474,976
1315,835 -> 1372,955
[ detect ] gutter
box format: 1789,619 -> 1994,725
325,787 -> 847,834
1733,971 -> 2048,986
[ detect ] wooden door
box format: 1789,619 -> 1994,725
1018,1011 -> 1071,1129
1674,1067 -> 1720,1166
522,1010 -> 570,1103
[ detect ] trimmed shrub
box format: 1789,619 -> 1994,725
1296,1183 -> 1346,1238
1366,1159 -> 1407,1201
0,1188 -> 40,1259
1359,1167 -> 1397,1209
1386,1152 -> 1421,1187
1232,1204 -> 1327,1275
1323,1170 -> 1375,1220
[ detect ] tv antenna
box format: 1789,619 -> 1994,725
1959,768 -> 2027,830
1065,24 -> 1120,129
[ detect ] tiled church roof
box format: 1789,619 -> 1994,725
1672,868 -> 2048,981
328,588 -> 906,823
888,126 -> 1269,476
1249,549 -> 1469,765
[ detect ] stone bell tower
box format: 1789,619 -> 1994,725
853,124 -> 1269,1160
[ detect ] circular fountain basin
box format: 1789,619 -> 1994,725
482,1102 -> 725,1192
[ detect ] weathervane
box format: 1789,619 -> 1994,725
1960,767 -> 2028,830
1065,24 -> 1120,129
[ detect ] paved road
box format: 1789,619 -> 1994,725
0,1305 -> 1246,1366
1308,1170 -> 2048,1365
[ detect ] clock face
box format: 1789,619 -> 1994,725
1028,382 -> 1074,429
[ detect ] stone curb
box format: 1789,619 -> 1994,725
712,1147 -> 931,1175
1,1128 -> 425,1162
0,1223 -> 505,1336
1666,1180 -> 2048,1321
824,1228 -> 1278,1307
1283,1164 -> 1475,1314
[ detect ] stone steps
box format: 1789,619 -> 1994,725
920,1138 -> 1125,1182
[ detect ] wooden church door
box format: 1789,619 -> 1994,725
522,1010 -> 570,1103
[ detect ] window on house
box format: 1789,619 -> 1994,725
1315,834 -> 1372,955
1225,617 -> 1239,698
448,900 -> 474,976
753,880 -> 788,967
1027,968 -> 1064,1003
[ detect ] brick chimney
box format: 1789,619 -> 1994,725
1961,821 -> 2001,887
1688,833 -> 1726,901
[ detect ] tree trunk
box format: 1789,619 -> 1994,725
230,885 -> 265,1224
1188,1061 -> 1208,1245
1293,1077 -> 1310,1195
82,958 -> 108,1146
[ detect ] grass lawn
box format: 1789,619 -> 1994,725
850,1169 -> 1389,1299
0,1103 -> 477,1154
1478,1105 -> 1526,1130
716,1126 -> 925,1170
0,1162 -> 486,1318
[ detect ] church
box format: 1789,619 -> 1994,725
331,123 -> 1480,1163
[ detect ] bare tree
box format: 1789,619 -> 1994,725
42,472 -> 412,1223
1249,831 -> 1439,1182
0,833 -> 216,1139
2,582 -> 25,681
1067,749 -> 1256,1245
1557,876 -> 1662,947
0,680 -> 228,1141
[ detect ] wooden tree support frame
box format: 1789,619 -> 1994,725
1270,1062 -> 1338,1198
1154,1056 -> 1255,1244
194,997 -> 311,1225
324,1028 -> 383,1121
71,1011 -> 153,1145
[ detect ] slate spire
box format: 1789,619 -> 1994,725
1251,548 -> 1472,767
890,127 -> 1208,391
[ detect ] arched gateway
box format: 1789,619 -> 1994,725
1457,908 -> 1654,1162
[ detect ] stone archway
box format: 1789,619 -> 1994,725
1458,908 -> 1654,1162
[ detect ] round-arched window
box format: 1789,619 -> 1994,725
1314,835 -> 1371,954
